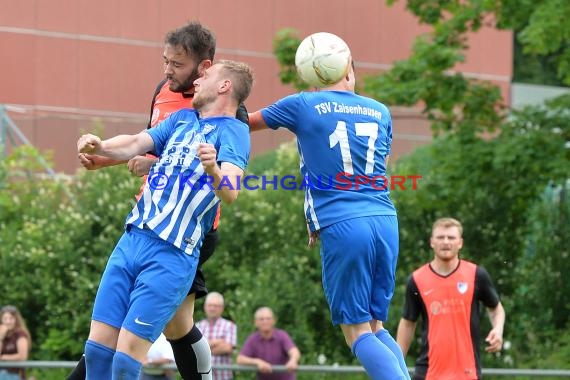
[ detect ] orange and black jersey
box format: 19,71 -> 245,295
402,260 -> 500,380
147,79 -> 193,129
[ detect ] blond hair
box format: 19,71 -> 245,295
432,217 -> 463,236
217,60 -> 254,104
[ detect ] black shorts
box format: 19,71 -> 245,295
188,228 -> 219,298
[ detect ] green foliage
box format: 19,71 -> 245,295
0,148 -> 139,360
367,0 -> 510,136
495,0 -> 570,86
509,179 -> 570,367
272,28 -> 310,92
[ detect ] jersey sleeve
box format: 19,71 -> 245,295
401,274 -> 422,322
383,105 -> 393,154
475,266 -> 501,308
217,120 -> 250,170
260,93 -> 303,133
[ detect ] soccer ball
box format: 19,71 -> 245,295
295,32 -> 352,88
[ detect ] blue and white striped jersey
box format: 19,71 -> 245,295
261,91 -> 396,231
125,109 -> 250,255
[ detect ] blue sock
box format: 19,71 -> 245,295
84,340 -> 115,380
376,329 -> 411,380
352,332 -> 407,380
112,351 -> 142,380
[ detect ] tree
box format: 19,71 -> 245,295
493,0 -> 570,85
0,147 -> 139,361
270,0 -> 570,369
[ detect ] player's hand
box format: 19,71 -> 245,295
197,143 -> 218,172
78,134 -> 102,154
78,153 -> 104,170
485,328 -> 503,353
307,224 -> 319,248
128,155 -> 157,177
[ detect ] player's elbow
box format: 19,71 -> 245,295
217,189 -> 239,205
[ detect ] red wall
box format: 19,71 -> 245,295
0,0 -> 512,173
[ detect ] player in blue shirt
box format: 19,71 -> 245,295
77,60 -> 253,380
248,58 -> 410,379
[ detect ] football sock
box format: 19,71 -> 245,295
168,324 -> 212,379
352,332 -> 407,380
65,354 -> 86,380
84,340 -> 114,380
376,329 -> 411,380
112,351 -> 142,380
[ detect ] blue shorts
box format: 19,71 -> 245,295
320,215 -> 399,325
92,226 -> 198,342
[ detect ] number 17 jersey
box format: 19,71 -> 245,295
261,90 -> 397,231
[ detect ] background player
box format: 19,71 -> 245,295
396,217 -> 505,380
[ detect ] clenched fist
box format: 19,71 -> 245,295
77,134 -> 102,154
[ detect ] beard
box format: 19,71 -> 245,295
192,89 -> 217,112
169,67 -> 200,93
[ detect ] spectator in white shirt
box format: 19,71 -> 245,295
141,334 -> 175,380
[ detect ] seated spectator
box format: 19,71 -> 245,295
236,307 -> 300,380
0,305 -> 31,380
141,333 -> 175,380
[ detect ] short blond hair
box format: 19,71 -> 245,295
217,60 -> 254,104
432,217 -> 463,236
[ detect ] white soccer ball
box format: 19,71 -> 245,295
295,32 -> 352,88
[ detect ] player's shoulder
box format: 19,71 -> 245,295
361,94 -> 391,115
474,262 -> 493,278
460,259 -> 478,269
201,116 -> 248,131
170,108 -> 199,121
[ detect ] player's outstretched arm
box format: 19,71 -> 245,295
77,132 -> 154,161
247,111 -> 270,132
78,153 -> 128,170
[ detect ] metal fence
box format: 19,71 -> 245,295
1,361 -> 569,378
